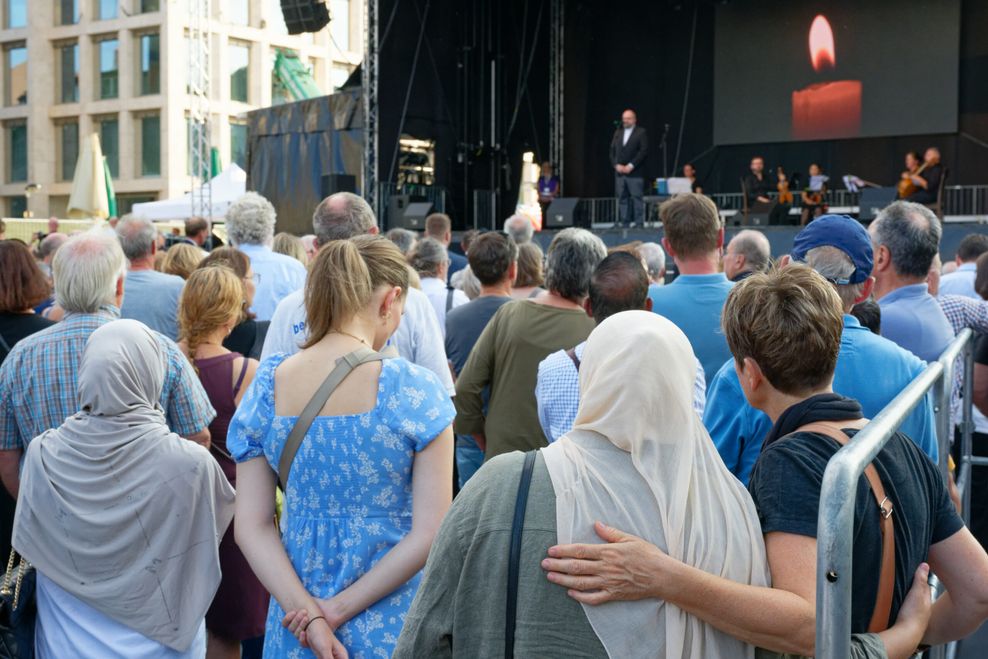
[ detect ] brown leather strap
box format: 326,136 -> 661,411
798,422 -> 895,633
565,347 -> 581,372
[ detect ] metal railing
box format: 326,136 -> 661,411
815,329 -> 975,659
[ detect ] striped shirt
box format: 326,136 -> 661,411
0,306 -> 214,450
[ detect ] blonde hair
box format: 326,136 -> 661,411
722,264 -> 844,396
304,235 -> 410,348
273,232 -> 308,266
178,266 -> 246,366
161,243 -> 205,280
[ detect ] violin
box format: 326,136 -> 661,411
776,167 -> 794,205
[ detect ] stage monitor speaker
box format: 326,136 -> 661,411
743,212 -> 770,227
400,202 -> 434,230
858,187 -> 899,222
545,197 -> 579,228
280,0 -> 330,35
320,174 -> 356,199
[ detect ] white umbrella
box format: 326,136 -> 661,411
67,133 -> 110,219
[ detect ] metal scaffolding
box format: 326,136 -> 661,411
188,0 -> 212,219
549,0 -> 564,192
363,0 -> 380,213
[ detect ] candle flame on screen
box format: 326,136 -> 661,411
809,15 -> 836,72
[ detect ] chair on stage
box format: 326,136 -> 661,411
739,177 -> 770,227
925,168 -> 949,220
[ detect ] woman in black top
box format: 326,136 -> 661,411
197,247 -> 269,359
0,240 -> 54,365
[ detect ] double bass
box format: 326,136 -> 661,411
898,160 -> 929,199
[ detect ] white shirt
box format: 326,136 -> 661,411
420,276 -> 469,337
36,572 -> 206,659
622,126 -> 633,145
261,286 -> 455,394
236,243 -> 308,322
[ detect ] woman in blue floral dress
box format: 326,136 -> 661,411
229,235 -> 455,659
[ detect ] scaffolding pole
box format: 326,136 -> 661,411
188,0 -> 212,219
549,0 -> 564,192
363,0 -> 380,213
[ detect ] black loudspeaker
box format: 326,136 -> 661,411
389,194 -> 419,228
320,174 -> 356,198
545,197 -> 579,228
744,212 -> 770,227
280,0 -> 330,35
401,202 -> 434,230
858,187 -> 899,222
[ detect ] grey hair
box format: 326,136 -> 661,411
504,214 -> 534,244
639,242 -> 666,281
225,192 -> 277,246
731,230 -> 772,273
804,245 -> 865,309
871,201 -> 941,278
386,228 -> 418,256
39,232 -> 68,260
409,237 -> 448,277
545,228 -> 608,301
115,214 -> 157,261
312,192 -> 377,244
53,231 -> 127,313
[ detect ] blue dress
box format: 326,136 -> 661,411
227,354 -> 456,658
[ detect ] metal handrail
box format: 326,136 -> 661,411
815,328 -> 974,658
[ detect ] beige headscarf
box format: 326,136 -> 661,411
13,320 -> 234,652
542,310 -> 770,658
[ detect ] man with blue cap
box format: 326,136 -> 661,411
703,214 -> 937,484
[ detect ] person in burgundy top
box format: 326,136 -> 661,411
178,265 -> 266,659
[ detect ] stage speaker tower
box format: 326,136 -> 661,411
280,0 -> 330,34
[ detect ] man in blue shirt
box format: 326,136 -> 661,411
705,214 -> 938,483
649,193 -> 734,384
869,201 -> 954,363
116,215 -> 185,340
939,233 -> 988,300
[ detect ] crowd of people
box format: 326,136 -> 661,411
1,190 -> 988,659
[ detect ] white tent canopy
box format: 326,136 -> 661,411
131,164 -> 247,221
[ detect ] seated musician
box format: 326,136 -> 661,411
743,157 -> 789,224
683,163 -> 703,194
904,148 -> 943,204
800,163 -> 829,225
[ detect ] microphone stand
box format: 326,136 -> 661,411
660,123 -> 670,179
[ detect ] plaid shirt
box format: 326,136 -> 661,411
0,306 -> 214,451
937,294 -> 988,427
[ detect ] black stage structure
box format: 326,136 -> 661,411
373,0 -> 988,230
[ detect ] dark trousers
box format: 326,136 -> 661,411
615,174 -> 644,225
953,429 -> 988,550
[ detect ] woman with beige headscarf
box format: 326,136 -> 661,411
13,319 -> 234,658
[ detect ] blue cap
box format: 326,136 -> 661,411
790,214 -> 873,285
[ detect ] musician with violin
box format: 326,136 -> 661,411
800,163 -> 829,225
899,147 -> 943,204
743,156 -> 791,224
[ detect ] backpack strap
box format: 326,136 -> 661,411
505,451 -> 537,658
797,421 -> 895,633
565,347 -> 581,372
278,347 -> 387,490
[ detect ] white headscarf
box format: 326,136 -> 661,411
542,310 -> 770,659
13,320 -> 234,652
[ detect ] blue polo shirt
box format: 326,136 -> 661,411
648,273 -> 734,384
878,283 -> 954,363
938,262 -> 978,300
704,314 -> 938,484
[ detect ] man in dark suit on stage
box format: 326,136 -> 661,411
610,109 -> 648,227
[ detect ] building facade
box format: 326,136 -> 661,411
0,0 -> 361,218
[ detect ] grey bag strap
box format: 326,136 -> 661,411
278,347 -> 387,490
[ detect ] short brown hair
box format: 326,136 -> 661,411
469,232 -> 518,286
161,243 -> 205,280
975,251 -> 988,301
303,235 -> 409,348
722,265 -> 844,395
424,213 -> 451,238
0,240 -> 51,312
185,217 -> 209,238
659,193 -> 722,259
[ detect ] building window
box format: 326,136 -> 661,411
97,116 -> 119,177
139,113 -> 160,176
8,121 -> 27,183
9,195 -> 26,217
267,0 -> 288,35
5,44 -> 26,106
58,0 -> 79,25
98,0 -> 117,20
330,0 -> 350,51
230,121 -> 248,169
58,42 -> 80,103
186,117 -> 209,176
97,38 -> 119,99
116,193 -> 155,215
139,32 -> 160,95
6,0 -> 26,28
58,121 -> 79,182
139,0 -> 159,13
229,42 -> 249,103
229,0 -> 248,26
